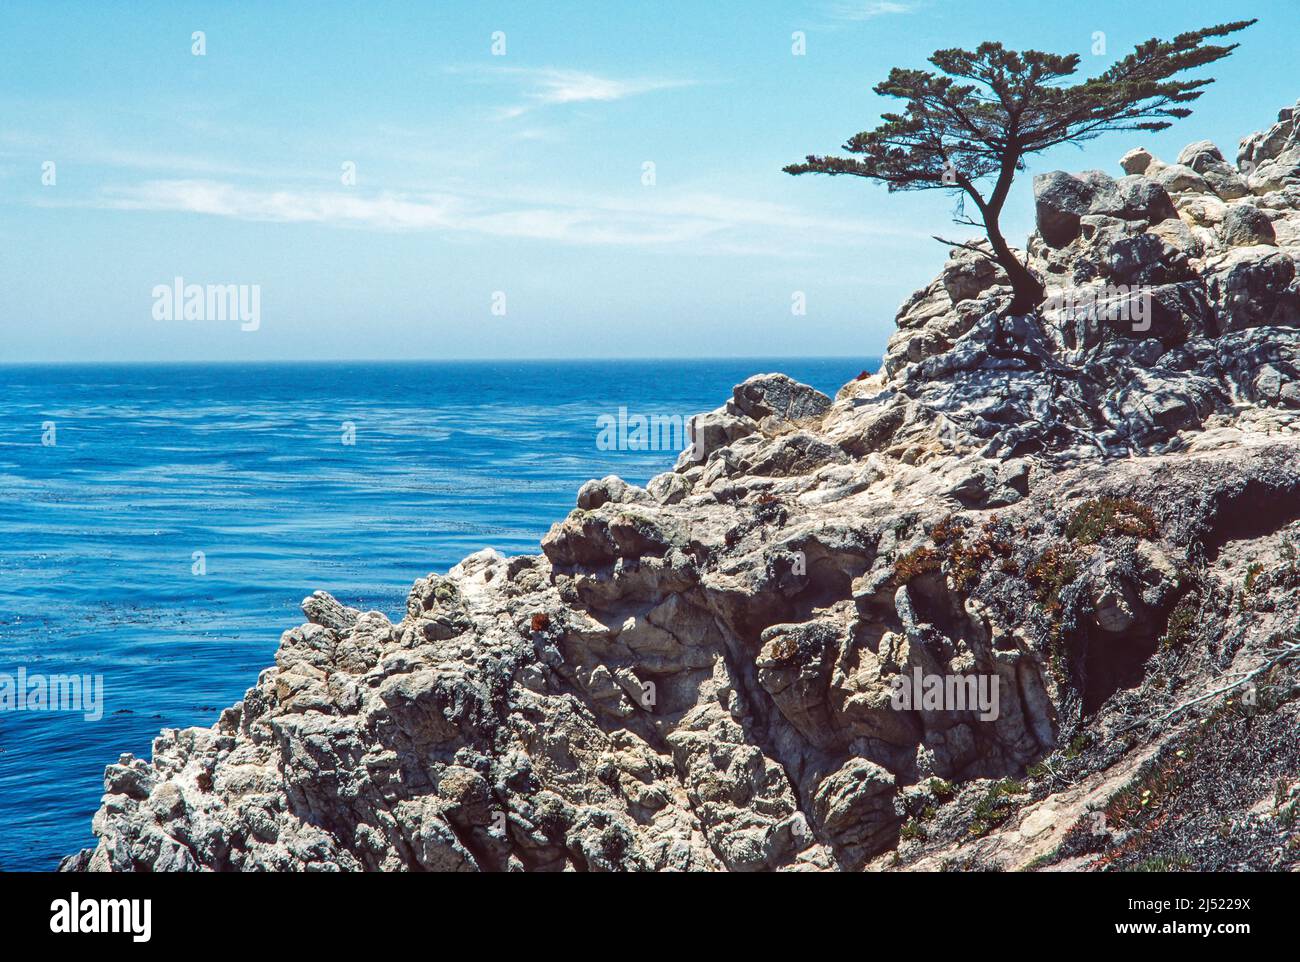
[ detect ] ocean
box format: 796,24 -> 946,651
0,358 -> 873,870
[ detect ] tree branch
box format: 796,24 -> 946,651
1155,639 -> 1300,723
932,236 -> 998,260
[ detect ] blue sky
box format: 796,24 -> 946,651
1,0 -> 1296,362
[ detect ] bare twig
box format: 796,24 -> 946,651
1037,759 -> 1078,787
1156,640 -> 1300,722
932,235 -> 999,261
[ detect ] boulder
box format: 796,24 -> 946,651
1172,141 -> 1249,199
1119,147 -> 1154,175
301,591 -> 360,632
1116,175 -> 1181,225
677,409 -> 755,467
1035,170 -> 1177,247
1220,204 -> 1277,247
576,475 -> 653,510
1035,170 -> 1120,247
1239,101 -> 1299,170
1102,233 -> 1193,287
1205,248 -> 1300,331
1177,139 -> 1225,170
730,373 -> 832,425
1247,146 -> 1300,195
942,250 -> 1005,304
1153,163 -> 1210,195
812,759 -> 900,866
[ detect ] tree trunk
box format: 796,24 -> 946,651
984,218 -> 1044,315
955,156 -> 1044,316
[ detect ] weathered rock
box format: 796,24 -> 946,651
682,409 -> 757,466
812,759 -> 899,867
1119,146 -> 1154,175
1220,204 -> 1277,247
1154,162 -> 1210,195
1239,100 -> 1300,170
1035,170 -> 1118,247
1204,248 -> 1300,331
730,373 -> 832,425
1176,140 -> 1250,201
577,475 -> 654,510
301,591 -> 361,632
942,249 -> 1006,304
1035,169 -> 1177,247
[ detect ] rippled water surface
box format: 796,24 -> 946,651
0,358 -> 874,869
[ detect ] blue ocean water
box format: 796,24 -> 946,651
0,358 -> 873,870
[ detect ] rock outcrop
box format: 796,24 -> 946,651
62,101 -> 1300,873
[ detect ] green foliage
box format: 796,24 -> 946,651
969,778 -> 1027,837
893,545 -> 941,583
1063,734 -> 1090,760
1159,592 -> 1201,651
934,515 -> 1016,592
1106,760 -> 1186,832
1064,496 -> 1158,545
1236,542 -> 1300,611
785,22 -> 1254,312
1128,855 -> 1194,872
894,514 -> 1015,592
1025,545 -> 1080,615
928,777 -> 956,802
433,581 -> 461,605
1027,734 -> 1091,780
900,819 -> 927,841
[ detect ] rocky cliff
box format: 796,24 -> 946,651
63,101 -> 1300,872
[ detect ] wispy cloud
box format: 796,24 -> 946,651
526,68 -> 691,105
450,66 -> 695,119
81,147 -> 276,180
826,1 -> 917,21
62,178 -> 924,253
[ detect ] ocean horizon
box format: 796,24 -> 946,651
1,356 -> 876,367
0,356 -> 875,869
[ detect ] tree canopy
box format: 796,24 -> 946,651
786,21 -> 1256,313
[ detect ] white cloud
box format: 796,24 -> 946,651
73,178 -> 925,252
526,69 -> 690,105
827,1 -> 916,21
84,147 -> 275,179
450,66 -> 695,118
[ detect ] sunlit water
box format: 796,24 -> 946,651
0,358 -> 873,870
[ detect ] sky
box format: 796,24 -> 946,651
1,0 -> 1297,362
